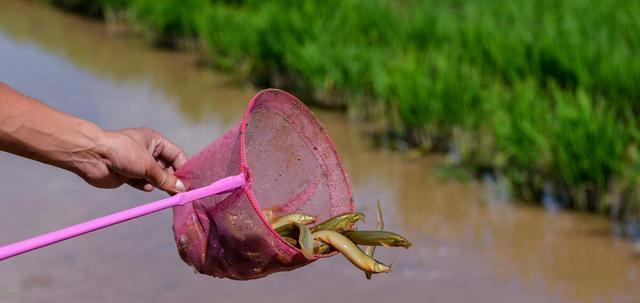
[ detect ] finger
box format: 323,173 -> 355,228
157,159 -> 175,175
157,136 -> 188,170
145,158 -> 186,194
157,158 -> 170,170
164,165 -> 175,175
143,183 -> 154,191
127,179 -> 154,192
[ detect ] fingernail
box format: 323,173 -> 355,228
176,180 -> 186,192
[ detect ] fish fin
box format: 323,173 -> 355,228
364,200 -> 385,280
376,200 -> 384,230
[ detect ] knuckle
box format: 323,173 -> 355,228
144,128 -> 160,137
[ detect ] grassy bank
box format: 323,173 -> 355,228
48,0 -> 640,223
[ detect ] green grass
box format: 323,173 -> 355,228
48,0 -> 640,218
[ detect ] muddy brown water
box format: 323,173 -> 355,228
0,1 -> 638,302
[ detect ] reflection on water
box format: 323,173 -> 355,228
0,1 -> 638,302
0,0 -> 249,125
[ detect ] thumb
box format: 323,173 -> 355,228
145,160 -> 187,194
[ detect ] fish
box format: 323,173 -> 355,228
363,200 -> 384,279
313,240 -> 332,255
282,236 -> 298,246
313,230 -> 391,274
270,213 -> 316,230
342,231 -> 412,249
275,223 -> 298,238
310,212 -> 365,233
296,223 -> 314,258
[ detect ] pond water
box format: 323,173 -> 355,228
0,1 -> 638,302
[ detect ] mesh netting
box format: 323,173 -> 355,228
172,89 -> 354,280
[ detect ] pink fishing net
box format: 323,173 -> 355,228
172,89 -> 354,280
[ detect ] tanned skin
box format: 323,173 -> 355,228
0,82 -> 187,194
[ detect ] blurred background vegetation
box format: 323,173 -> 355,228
47,0 -> 640,224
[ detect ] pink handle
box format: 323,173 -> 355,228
0,173 -> 245,261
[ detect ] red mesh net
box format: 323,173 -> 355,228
172,89 -> 354,280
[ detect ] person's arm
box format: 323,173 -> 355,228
0,82 -> 187,193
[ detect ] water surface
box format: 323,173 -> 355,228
0,1 -> 638,302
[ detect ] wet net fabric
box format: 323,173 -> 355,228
172,89 -> 354,280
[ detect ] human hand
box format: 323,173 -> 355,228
78,128 -> 188,194
0,83 -> 188,194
